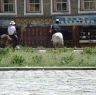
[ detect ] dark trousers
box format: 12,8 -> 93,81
9,34 -> 19,46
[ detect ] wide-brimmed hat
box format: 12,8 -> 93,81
9,21 -> 15,25
56,19 -> 59,22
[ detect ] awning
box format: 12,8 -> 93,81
52,15 -> 96,26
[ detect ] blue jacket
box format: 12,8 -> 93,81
51,23 -> 61,33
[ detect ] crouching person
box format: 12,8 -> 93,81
8,20 -> 20,49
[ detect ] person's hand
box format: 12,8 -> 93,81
49,29 -> 52,33
14,34 -> 18,38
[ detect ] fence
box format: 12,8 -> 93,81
20,26 -> 52,48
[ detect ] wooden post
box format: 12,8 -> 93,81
73,25 -> 77,48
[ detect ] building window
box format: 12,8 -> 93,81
24,0 -> 43,15
78,0 -> 96,13
0,0 -> 17,15
27,0 -> 40,13
3,0 -> 14,12
79,26 -> 96,43
51,0 -> 70,15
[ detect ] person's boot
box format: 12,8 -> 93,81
16,45 -> 20,50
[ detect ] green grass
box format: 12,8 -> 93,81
0,46 -> 96,67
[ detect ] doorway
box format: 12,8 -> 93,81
61,26 -> 73,47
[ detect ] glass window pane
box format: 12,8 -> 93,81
35,4 -> 40,11
9,4 -> 13,11
30,4 -> 35,11
57,3 -> 61,11
29,0 -> 40,3
35,0 -> 40,3
84,0 -> 91,1
84,2 -> 89,9
62,3 -> 67,10
90,2 -> 95,9
29,0 -> 34,3
8,0 -> 14,3
4,0 -> 13,3
62,0 -> 67,2
56,0 -> 62,2
4,5 -> 8,11
4,0 -> 8,3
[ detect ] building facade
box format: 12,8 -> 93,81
0,0 -> 96,47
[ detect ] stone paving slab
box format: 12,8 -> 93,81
0,70 -> 96,95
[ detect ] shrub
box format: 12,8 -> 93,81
0,57 -> 2,62
32,55 -> 42,64
83,47 -> 93,55
11,55 -> 25,65
0,47 -> 10,56
60,53 -> 74,64
78,59 -> 84,65
58,47 -> 73,53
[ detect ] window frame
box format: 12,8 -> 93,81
51,0 -> 71,15
78,0 -> 96,14
24,0 -> 43,15
0,0 -> 17,15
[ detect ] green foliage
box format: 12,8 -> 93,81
48,47 -> 73,53
11,55 -> 25,65
83,47 -> 96,55
0,57 -> 2,62
60,53 -> 74,64
58,47 -> 73,53
0,47 -> 96,67
0,47 -> 10,56
78,59 -> 85,65
21,47 -> 34,52
32,55 -> 42,64
83,47 -> 93,54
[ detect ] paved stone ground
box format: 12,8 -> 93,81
0,70 -> 96,95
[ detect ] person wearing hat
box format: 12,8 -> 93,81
7,20 -> 20,49
50,19 -> 61,36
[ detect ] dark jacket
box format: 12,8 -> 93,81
51,23 -> 61,35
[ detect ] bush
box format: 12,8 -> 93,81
32,55 -> 42,64
83,47 -> 93,55
11,55 -> 25,65
60,53 -> 74,64
58,47 -> 73,53
0,47 -> 10,56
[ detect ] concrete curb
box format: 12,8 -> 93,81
0,67 -> 96,71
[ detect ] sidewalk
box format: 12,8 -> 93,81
0,69 -> 96,95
